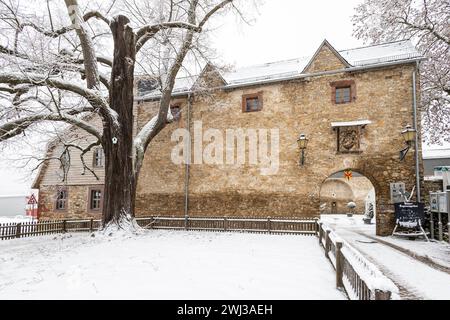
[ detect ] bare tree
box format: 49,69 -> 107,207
0,0 -> 240,230
352,0 -> 450,144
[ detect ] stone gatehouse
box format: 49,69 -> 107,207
33,40 -> 426,236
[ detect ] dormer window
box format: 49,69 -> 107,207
330,80 -> 356,104
242,92 -> 263,112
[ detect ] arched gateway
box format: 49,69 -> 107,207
320,170 -> 376,217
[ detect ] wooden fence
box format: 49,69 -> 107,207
318,222 -> 397,300
0,216 -> 318,240
135,216 -> 318,234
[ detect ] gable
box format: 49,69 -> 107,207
192,63 -> 227,91
303,40 -> 351,74
32,115 -> 105,189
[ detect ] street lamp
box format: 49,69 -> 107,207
297,134 -> 309,166
399,124 -> 416,161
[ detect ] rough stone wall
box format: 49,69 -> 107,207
423,180 -> 444,203
135,63 -> 423,237
38,185 -> 103,220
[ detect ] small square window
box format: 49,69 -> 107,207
242,93 -> 263,112
335,87 -> 351,104
331,80 -> 356,105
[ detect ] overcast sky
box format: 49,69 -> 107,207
0,0 -> 448,196
211,0 -> 364,67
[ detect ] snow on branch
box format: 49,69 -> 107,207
0,72 -> 108,111
135,0 -> 234,53
0,112 -> 102,142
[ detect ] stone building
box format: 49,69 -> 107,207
32,40 -> 426,236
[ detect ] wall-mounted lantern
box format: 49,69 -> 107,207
399,124 -> 416,161
297,133 -> 309,166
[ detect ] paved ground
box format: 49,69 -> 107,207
321,215 -> 450,300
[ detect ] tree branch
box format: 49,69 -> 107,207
0,72 -> 108,111
64,0 -> 101,89
135,0 -> 234,53
0,112 -> 102,142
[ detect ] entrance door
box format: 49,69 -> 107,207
331,202 -> 337,214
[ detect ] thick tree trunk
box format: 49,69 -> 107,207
102,15 -> 136,227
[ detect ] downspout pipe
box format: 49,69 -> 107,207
184,93 -> 192,229
413,62 -> 421,202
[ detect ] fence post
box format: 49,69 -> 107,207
324,230 -> 331,259
149,217 -> 154,229
89,218 -> 94,233
62,220 -> 67,233
318,222 -> 323,246
224,217 -> 227,232
374,290 -> 391,300
335,241 -> 344,288
268,217 -> 271,234
15,223 -> 21,238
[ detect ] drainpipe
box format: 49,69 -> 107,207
184,93 -> 192,228
412,62 -> 421,202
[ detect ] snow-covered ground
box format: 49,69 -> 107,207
0,231 -> 345,300
321,215 -> 450,300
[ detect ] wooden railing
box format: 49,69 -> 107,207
318,221 -> 398,300
0,216 -> 318,240
135,216 -> 318,235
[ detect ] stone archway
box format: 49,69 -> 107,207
319,169 -> 377,221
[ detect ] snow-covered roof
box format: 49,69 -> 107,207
171,75 -> 197,94
340,40 -> 422,67
222,57 -> 309,86
137,40 -> 424,100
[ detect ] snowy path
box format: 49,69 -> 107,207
0,231 -> 346,300
321,215 -> 450,300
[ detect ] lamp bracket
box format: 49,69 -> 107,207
399,146 -> 410,161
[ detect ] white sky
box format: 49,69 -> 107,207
0,0 -> 448,196
210,0 -> 364,67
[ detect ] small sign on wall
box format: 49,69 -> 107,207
430,193 -> 439,213
390,182 -> 406,204
438,192 -> 449,213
